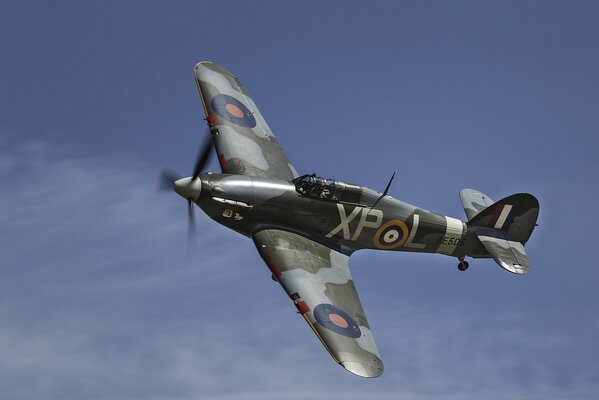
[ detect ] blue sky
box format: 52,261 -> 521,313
1,1 -> 598,399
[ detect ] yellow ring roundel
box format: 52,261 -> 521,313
373,220 -> 409,249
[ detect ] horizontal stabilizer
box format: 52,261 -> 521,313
474,228 -> 530,274
460,189 -> 495,220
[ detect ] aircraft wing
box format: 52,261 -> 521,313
252,229 -> 384,378
194,61 -> 298,181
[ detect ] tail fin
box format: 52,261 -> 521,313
466,193 -> 539,244
460,190 -> 540,275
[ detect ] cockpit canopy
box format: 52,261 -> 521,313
292,174 -> 363,205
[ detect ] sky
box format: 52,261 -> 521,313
1,1 -> 598,399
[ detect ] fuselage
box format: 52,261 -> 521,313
194,173 -> 488,258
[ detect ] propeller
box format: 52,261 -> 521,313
192,131 -> 214,181
187,198 -> 197,250
158,168 -> 180,192
159,128 -> 214,251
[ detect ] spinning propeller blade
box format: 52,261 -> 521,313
187,198 -> 197,248
159,129 -> 214,251
158,168 -> 180,192
192,131 -> 214,181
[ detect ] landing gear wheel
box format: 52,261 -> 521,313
458,261 -> 469,271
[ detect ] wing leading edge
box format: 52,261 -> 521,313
194,61 -> 298,181
253,229 -> 384,378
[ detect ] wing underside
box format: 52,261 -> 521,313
194,61 -> 298,181
252,229 -> 384,378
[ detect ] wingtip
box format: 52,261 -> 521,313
194,61 -> 214,75
341,361 -> 384,378
501,261 -> 530,275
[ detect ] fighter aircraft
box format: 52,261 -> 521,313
159,61 -> 540,378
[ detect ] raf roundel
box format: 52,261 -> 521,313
373,220 -> 409,249
314,303 -> 361,338
210,94 -> 257,128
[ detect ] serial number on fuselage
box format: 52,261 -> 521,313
436,236 -> 466,246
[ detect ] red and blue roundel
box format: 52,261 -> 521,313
210,94 -> 256,128
314,303 -> 361,338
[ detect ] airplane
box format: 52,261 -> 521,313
159,61 -> 540,378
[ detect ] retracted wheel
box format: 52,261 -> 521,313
458,261 -> 469,271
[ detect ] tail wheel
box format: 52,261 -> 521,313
458,261 -> 469,271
